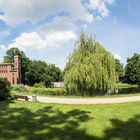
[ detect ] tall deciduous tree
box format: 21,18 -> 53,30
64,33 -> 116,96
125,53 -> 140,86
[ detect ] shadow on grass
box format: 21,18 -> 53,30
0,102 -> 140,140
0,102 -> 95,140
102,115 -> 140,140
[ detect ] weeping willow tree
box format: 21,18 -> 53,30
64,33 -> 116,96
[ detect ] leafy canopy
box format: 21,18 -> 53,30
125,53 -> 140,86
25,60 -> 63,87
64,33 -> 116,95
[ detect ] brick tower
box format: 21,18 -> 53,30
14,55 -> 21,84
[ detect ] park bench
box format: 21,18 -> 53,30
14,95 -> 29,101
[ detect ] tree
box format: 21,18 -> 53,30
0,78 -> 12,101
64,33 -> 116,96
25,60 -> 63,86
115,59 -> 124,82
4,48 -> 30,84
125,53 -> 140,86
47,64 -> 63,82
25,60 -> 51,86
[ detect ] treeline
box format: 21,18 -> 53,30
4,48 -> 63,87
3,32 -> 140,96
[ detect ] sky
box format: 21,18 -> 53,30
0,0 -> 140,69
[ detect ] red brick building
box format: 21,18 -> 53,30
0,55 -> 21,85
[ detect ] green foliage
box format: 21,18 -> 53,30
25,60 -> 63,86
4,47 -> 30,84
28,87 -> 66,96
34,82 -> 46,88
115,59 -> 124,82
125,53 -> 140,86
64,33 -> 116,95
0,78 -> 12,101
47,64 -> 63,82
12,84 -> 27,93
25,60 -> 52,86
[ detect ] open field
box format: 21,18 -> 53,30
0,101 -> 140,140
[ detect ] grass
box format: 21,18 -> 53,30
116,83 -> 138,89
0,101 -> 140,140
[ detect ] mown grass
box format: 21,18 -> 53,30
0,101 -> 140,140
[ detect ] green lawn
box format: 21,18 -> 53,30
0,101 -> 140,140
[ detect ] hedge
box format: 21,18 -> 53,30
27,87 -> 66,96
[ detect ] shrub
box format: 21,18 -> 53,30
28,87 -> 66,96
34,82 -> 46,88
0,78 -> 12,101
12,84 -> 27,93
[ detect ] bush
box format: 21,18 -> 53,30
12,84 -> 27,93
34,82 -> 46,88
0,78 -> 12,101
118,87 -> 140,94
28,87 -> 66,96
115,83 -> 140,94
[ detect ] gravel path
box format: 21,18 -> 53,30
27,95 -> 140,104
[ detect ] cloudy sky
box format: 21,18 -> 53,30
0,0 -> 140,69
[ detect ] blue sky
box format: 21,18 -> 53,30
0,0 -> 140,69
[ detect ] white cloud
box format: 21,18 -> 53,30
87,0 -> 116,18
0,0 -> 93,25
8,32 -> 46,51
0,14 -> 7,22
46,30 -> 77,47
39,16 -> 77,33
8,30 -> 77,51
38,16 -> 78,45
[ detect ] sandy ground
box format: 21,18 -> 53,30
25,95 -> 140,104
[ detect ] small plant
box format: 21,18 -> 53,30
34,82 -> 46,88
0,78 -> 12,101
12,84 -> 27,93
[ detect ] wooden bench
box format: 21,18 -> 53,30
14,95 -> 29,101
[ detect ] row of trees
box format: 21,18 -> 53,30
4,48 -> 63,87
2,33 -> 140,96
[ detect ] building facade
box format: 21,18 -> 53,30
53,82 -> 64,88
0,55 -> 21,85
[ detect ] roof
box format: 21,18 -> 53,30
0,63 -> 12,66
